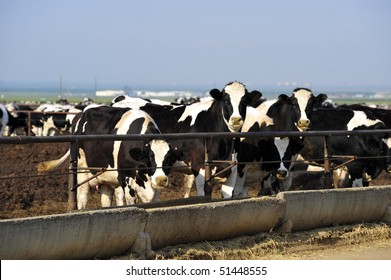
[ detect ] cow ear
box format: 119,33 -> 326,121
317,93 -> 328,102
129,148 -> 146,161
209,88 -> 223,100
278,94 -> 290,102
247,90 -> 263,104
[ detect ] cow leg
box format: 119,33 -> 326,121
76,169 -> 90,209
220,164 -> 237,198
124,185 -> 136,204
114,187 -> 125,206
100,185 -> 113,207
77,183 -> 89,209
195,170 -> 206,196
183,174 -> 195,198
233,164 -> 248,198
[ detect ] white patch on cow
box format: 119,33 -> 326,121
274,137 -> 289,173
0,103 -> 9,137
149,139 -> 170,187
223,82 -> 246,132
177,98 -> 213,126
347,111 -> 383,131
256,99 -> 277,113
383,137 -> 391,149
293,88 -> 312,127
241,107 -> 273,135
306,165 -> 325,172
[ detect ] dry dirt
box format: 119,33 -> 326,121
1,142 -> 391,260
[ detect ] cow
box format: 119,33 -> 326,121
4,103 -> 38,136
299,106 -> 387,187
111,81 -> 263,198
0,103 -> 9,136
37,106 -> 181,209
33,104 -> 82,136
338,103 -> 391,173
256,88 -> 328,131
232,104 -> 305,197
230,88 -> 327,197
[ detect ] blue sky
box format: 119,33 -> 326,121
1,0 -> 390,91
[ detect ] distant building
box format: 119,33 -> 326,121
95,90 -> 127,97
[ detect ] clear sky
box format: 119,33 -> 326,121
1,0 -> 390,91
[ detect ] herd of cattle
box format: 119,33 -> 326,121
1,81 -> 391,209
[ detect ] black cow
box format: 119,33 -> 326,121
38,106 -> 181,208
112,81 -> 263,198
300,106 -> 387,187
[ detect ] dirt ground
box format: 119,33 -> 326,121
1,141 -> 390,260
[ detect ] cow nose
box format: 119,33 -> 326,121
155,175 -> 169,187
387,165 -> 391,173
276,169 -> 288,180
298,119 -> 310,130
231,116 -> 243,126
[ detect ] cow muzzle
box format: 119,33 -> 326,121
297,119 -> 310,131
230,116 -> 243,131
276,169 -> 288,180
387,165 -> 391,173
154,175 -> 169,189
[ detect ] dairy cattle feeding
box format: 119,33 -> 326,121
300,106 -> 387,187
231,88 -> 327,197
38,106 -> 181,209
111,81 -> 262,198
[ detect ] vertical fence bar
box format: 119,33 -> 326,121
204,137 -> 213,196
27,111 -> 31,136
67,139 -> 78,211
323,135 -> 333,188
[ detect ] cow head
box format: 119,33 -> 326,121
209,81 -> 262,132
290,88 -> 328,131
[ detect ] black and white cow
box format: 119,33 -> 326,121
230,88 -> 327,197
0,103 -> 9,136
4,103 -> 38,136
299,106 -> 387,187
38,106 -> 181,208
112,81 -> 262,198
339,104 -> 391,173
256,88 -> 328,131
33,104 -> 82,136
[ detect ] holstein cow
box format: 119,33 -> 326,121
256,88 -> 328,131
232,88 -> 327,197
4,103 -> 38,136
300,106 -> 387,187
38,106 -> 181,208
33,104 -> 82,136
232,100 -> 305,197
0,103 -> 9,136
112,81 -> 262,198
339,103 -> 391,173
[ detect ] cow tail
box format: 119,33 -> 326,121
37,149 -> 70,173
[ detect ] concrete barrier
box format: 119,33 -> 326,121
0,207 -> 147,259
1,186 -> 391,259
145,196 -> 285,249
277,186 -> 391,232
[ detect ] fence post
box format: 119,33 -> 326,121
323,135 -> 333,188
204,137 -> 213,196
67,140 -> 78,211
